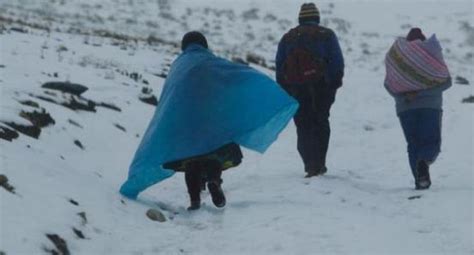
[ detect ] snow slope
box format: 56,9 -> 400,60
1,0 -> 473,254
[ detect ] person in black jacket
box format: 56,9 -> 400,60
276,3 -> 344,178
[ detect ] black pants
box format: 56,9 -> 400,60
293,85 -> 336,171
185,160 -> 222,202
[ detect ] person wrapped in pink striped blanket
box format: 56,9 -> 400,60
384,28 -> 452,190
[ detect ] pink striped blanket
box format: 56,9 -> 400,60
384,34 -> 450,94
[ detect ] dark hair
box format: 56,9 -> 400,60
181,31 -> 208,51
406,28 -> 426,42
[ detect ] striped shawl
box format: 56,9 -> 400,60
385,34 -> 450,94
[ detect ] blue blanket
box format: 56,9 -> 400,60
120,44 -> 298,199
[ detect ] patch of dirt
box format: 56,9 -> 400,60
0,174 -> 16,194
139,87 -> 158,106
0,125 -> 19,141
20,109 -> 55,128
41,82 -> 89,96
74,139 -> 85,150
45,234 -> 70,255
77,212 -> 88,225
72,227 -> 85,239
455,76 -> 470,85
462,95 -> 474,103
114,123 -> 126,132
3,122 -> 41,139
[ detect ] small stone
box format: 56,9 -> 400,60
19,109 -> 55,128
45,234 -> 70,255
97,102 -> 121,112
146,209 -> 166,222
114,123 -> 126,132
0,175 -> 8,185
455,76 -> 470,85
0,126 -> 19,141
153,72 -> 167,79
68,119 -> 83,128
0,174 -> 15,194
4,122 -> 41,139
68,199 -> 79,206
19,100 -> 40,108
42,82 -> 88,96
10,27 -> 27,33
72,227 -> 85,239
74,140 -> 84,150
139,95 -> 158,106
462,95 -> 474,103
77,212 -> 87,225
231,57 -> 249,65
363,125 -> 374,131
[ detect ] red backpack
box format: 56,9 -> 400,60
280,26 -> 328,85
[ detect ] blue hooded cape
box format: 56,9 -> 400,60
120,44 -> 298,199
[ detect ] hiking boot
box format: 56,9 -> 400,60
319,166 -> 328,176
304,167 -> 320,178
415,160 -> 431,190
207,181 -> 226,208
187,200 -> 201,211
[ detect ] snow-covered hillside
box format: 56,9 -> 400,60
1,0 -> 473,254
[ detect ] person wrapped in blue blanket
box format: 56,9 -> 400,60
120,32 -> 299,210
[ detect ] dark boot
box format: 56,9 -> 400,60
415,160 -> 431,190
185,169 -> 202,210
207,180 -> 226,207
304,167 -> 319,178
304,165 -> 327,178
187,200 -> 201,211
319,166 -> 328,176
305,164 -> 326,178
205,163 -> 226,208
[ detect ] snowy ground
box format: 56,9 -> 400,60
1,0 -> 473,254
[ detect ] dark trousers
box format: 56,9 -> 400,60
185,160 -> 222,202
293,85 -> 336,171
399,109 -> 442,178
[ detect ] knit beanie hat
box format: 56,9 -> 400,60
406,28 -> 426,42
181,31 -> 208,51
299,3 -> 320,24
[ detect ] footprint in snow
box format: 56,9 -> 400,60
408,195 -> 423,200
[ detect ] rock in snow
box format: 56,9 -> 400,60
41,82 -> 89,96
146,209 -> 167,222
